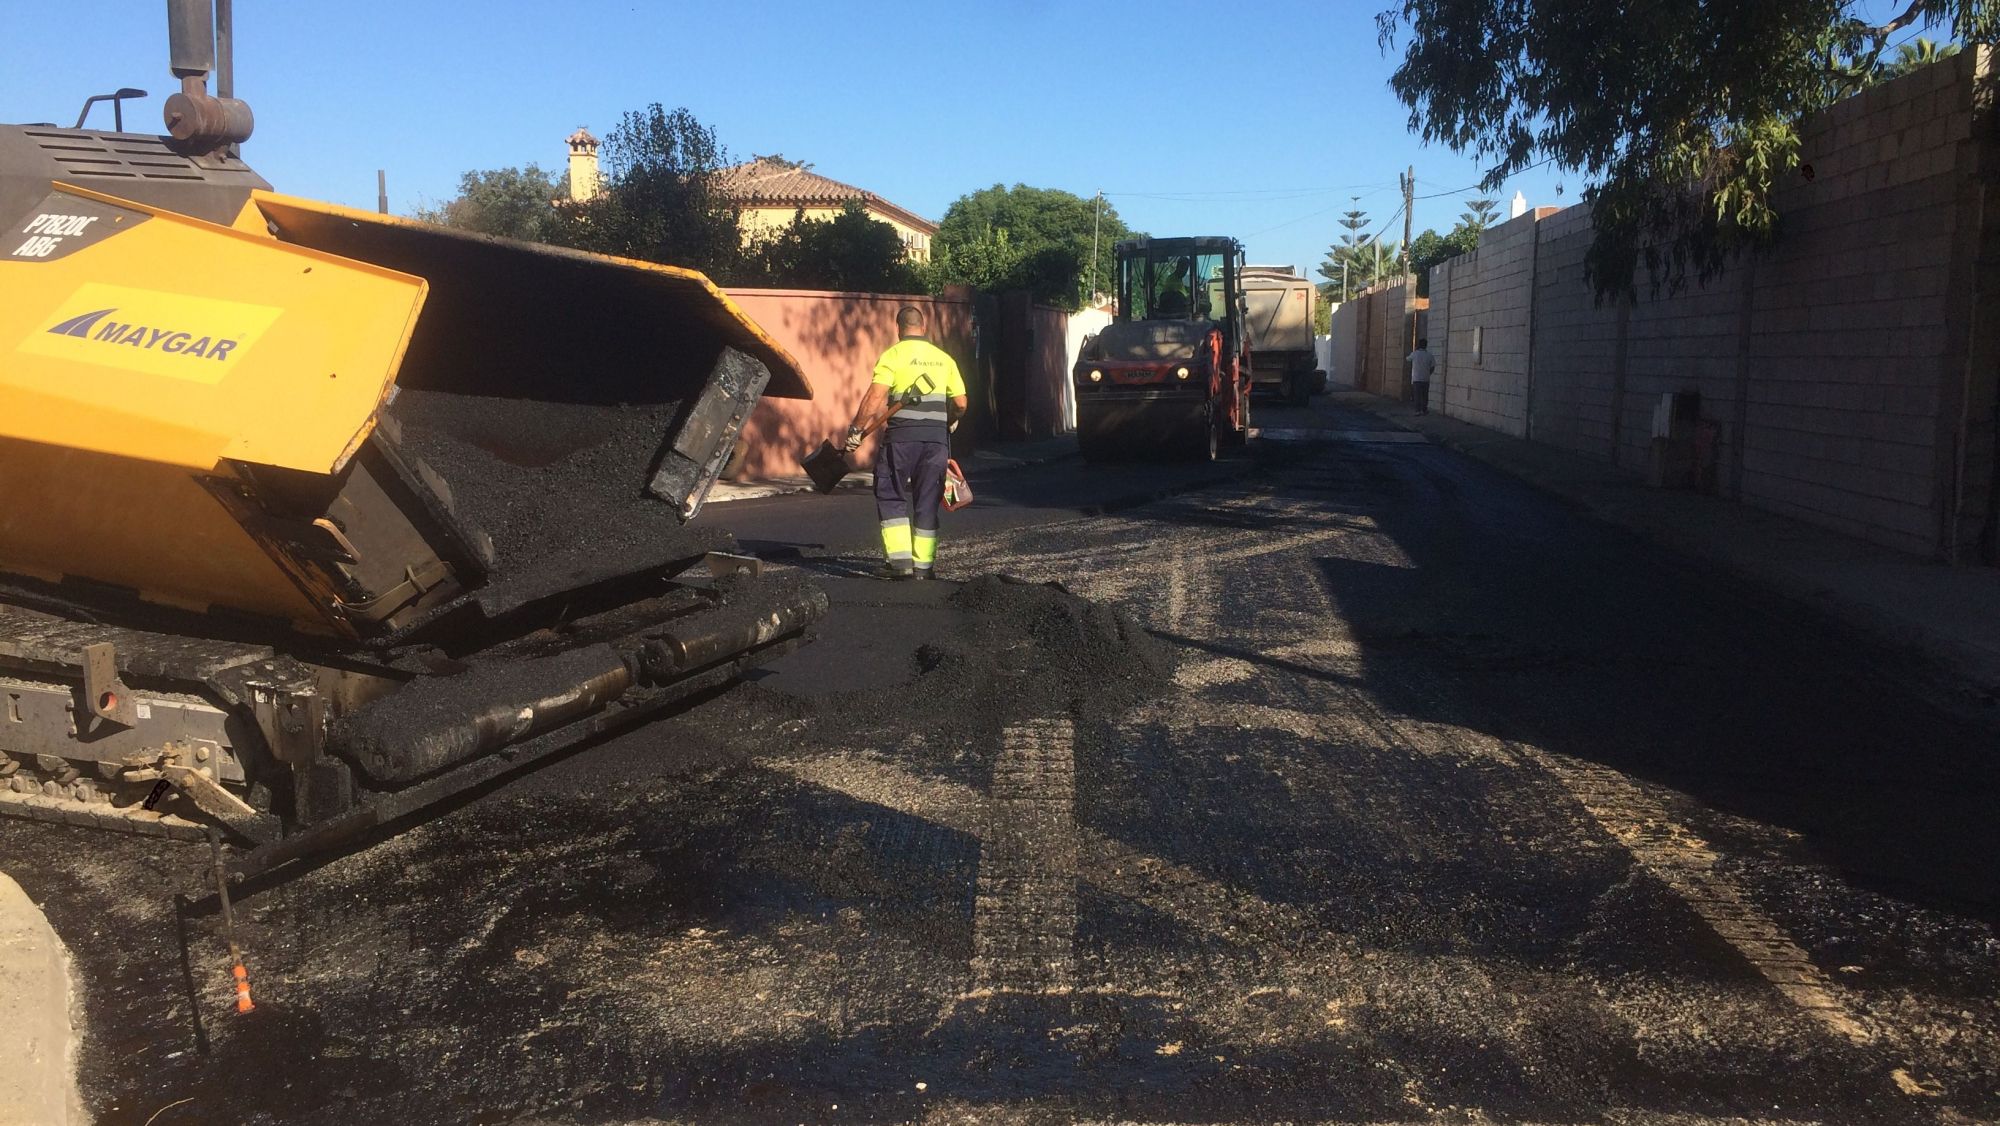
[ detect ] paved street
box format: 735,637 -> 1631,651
7,396 -> 1999,1125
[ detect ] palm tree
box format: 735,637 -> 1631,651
1882,37 -> 1961,80
1343,238 -> 1405,293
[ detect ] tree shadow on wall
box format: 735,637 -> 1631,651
726,290 -> 999,481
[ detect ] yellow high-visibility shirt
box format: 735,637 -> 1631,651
872,338 -> 965,436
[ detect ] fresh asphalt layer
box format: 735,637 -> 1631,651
4,397 -> 1998,1125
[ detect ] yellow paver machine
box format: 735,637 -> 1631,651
0,2 -> 824,878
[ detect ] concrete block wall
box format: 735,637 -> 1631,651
1525,205 -> 1623,460
1326,280 -> 1414,396
1427,260 -> 1453,402
1735,50 -> 1985,555
1620,266 -> 1752,479
1373,281 -> 1416,398
1370,285 -> 1396,396
1434,209 -> 1544,436
1421,51 -> 1997,560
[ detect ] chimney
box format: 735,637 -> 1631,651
566,127 -> 601,201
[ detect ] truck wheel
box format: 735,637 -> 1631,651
1285,373 -> 1311,407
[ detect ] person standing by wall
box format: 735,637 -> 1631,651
1407,337 -> 1434,415
841,306 -> 969,579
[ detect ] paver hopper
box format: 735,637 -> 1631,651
0,113 -> 823,875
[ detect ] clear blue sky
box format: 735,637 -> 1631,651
0,0 -> 1916,282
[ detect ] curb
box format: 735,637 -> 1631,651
1345,396 -> 2000,703
0,872 -> 77,1126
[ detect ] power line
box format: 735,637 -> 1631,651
1413,156 -> 1558,200
1234,184 -> 1406,240
1241,201 -> 1354,238
1368,200 -> 1407,245
1103,182 -> 1393,200
1115,190 -> 1375,205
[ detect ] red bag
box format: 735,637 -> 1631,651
943,458 -> 973,511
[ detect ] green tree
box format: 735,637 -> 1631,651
412,164 -> 565,242
1459,197 -> 1500,231
1881,36 -> 1962,78
739,201 -> 923,293
930,226 -> 1024,292
1318,208 -> 1380,301
1336,208 -> 1370,254
1407,222 -> 1483,296
1829,32 -> 1965,96
1325,235 -> 1403,297
550,104 -> 744,278
1372,239 -> 1406,287
931,185 -> 1135,309
1377,0 -> 1994,299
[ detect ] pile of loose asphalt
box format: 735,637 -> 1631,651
387,388 -> 730,590
2,570 -> 1177,1126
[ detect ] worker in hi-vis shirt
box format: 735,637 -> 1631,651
841,305 -> 969,579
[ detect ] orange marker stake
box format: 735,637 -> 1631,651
207,829 -> 255,1014
232,963 -> 254,1013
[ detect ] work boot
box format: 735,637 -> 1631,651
875,564 -> 916,581
914,568 -> 937,581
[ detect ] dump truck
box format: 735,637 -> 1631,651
1241,265 -> 1325,406
1073,236 -> 1251,462
0,2 -> 825,879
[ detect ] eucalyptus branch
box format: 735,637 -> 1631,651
1871,0 -> 1928,39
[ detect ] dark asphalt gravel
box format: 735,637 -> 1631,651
388,388 -> 722,589
7,398 -> 2000,1125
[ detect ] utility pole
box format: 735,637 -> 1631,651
1087,191 -> 1103,305
1400,165 -> 1415,278
376,169 -> 388,215
1400,165 -> 1417,360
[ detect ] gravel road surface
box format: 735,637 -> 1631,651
6,398 -> 1997,1125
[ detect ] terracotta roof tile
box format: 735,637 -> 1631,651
717,158 -> 936,234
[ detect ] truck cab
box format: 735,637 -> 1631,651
1073,236 -> 1252,461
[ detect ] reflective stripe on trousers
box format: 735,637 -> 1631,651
880,517 -> 913,571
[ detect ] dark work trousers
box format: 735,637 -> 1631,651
873,437 -> 949,574
1411,380 -> 1430,414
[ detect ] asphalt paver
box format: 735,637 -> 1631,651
5,398 -> 1998,1125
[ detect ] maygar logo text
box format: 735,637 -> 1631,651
21,283 -> 283,385
46,306 -> 241,361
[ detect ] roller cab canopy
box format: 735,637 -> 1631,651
0,181 -> 811,642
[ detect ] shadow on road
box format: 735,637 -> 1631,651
1297,444 -> 2000,923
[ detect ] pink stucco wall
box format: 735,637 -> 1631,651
724,288 -> 974,481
